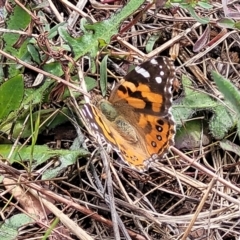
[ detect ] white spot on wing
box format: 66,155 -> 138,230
157,135 -> 162,141
168,86 -> 172,93
135,66 -> 150,78
85,106 -> 93,119
150,58 -> 158,65
91,123 -> 99,130
81,109 -> 87,117
160,71 -> 165,76
155,77 -> 162,83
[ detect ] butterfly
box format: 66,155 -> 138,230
80,57 -> 176,172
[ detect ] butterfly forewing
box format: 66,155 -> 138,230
110,57 -> 175,116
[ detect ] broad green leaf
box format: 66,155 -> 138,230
0,213 -> 34,240
22,79 -> 54,107
0,144 -> 89,174
212,71 -> 240,116
42,150 -> 82,179
173,75 -> 216,124
212,71 -> 240,138
0,75 -> 24,122
173,75 -> 236,139
58,0 -> 145,62
42,137 -> 90,180
208,105 -> 235,139
175,120 -> 211,149
43,62 -> 64,76
2,4 -> 31,78
5,108 -> 70,138
0,79 -> 54,135
235,22 -> 240,29
100,55 -> 108,96
84,76 -> 98,91
216,18 -> 236,29
198,1 -> 213,9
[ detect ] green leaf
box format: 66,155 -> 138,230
58,0 -> 145,61
173,75 -> 237,139
84,76 -> 98,91
234,21 -> 240,29
198,1 -> 213,9
146,34 -> 161,53
173,75 -> 215,124
216,18 -> 236,29
42,146 -> 84,179
184,5 -> 209,24
212,71 -> 240,116
5,108 -> 70,138
0,79 -> 54,135
0,213 -> 34,240
42,62 -> 64,76
0,144 -> 89,174
27,44 -> 41,64
212,71 -> 240,138
21,79 -> 54,107
175,120 -> 211,149
42,137 -> 90,180
100,55 -> 108,96
219,140 -> 240,157
47,22 -> 66,39
208,105 -> 235,139
37,10 -> 50,32
2,4 -> 31,78
0,75 -> 24,122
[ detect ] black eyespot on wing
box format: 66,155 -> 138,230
157,119 -> 164,126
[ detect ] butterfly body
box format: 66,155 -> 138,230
98,99 -> 138,143
81,57 -> 175,172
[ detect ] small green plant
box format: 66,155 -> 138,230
166,0 -> 213,24
173,75 -> 237,140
